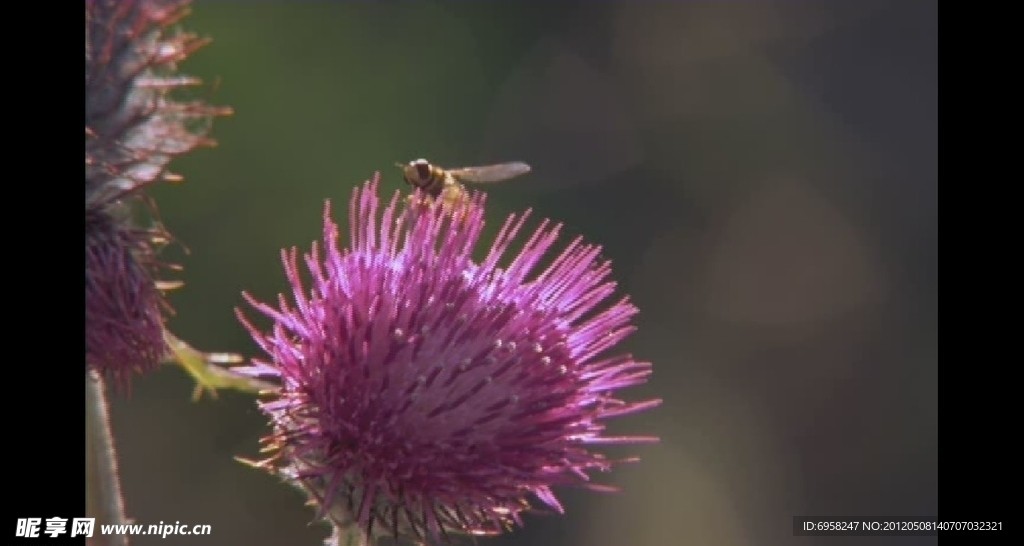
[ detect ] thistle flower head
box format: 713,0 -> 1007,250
86,0 -> 227,210
85,210 -> 167,388
238,176 -> 660,543
85,0 -> 227,383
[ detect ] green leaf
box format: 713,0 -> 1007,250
163,331 -> 277,400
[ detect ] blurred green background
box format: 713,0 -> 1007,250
109,1 -> 937,545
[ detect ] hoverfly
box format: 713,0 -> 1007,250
396,158 -> 531,215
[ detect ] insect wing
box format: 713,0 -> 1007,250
448,162 -> 531,184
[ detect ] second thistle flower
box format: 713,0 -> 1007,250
238,177 -> 660,543
85,0 -> 229,386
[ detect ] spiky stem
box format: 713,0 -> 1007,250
86,370 -> 130,546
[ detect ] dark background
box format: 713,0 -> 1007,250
108,1 -> 937,545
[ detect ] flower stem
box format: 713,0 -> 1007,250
86,370 -> 130,546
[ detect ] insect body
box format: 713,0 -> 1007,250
397,158 -> 531,213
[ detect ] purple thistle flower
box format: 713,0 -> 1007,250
85,0 -> 228,384
86,210 -> 167,389
238,176 -> 661,543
